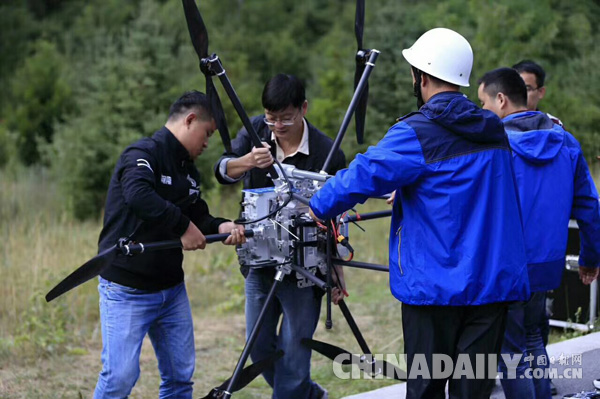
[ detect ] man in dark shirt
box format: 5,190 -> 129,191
512,60 -> 563,126
214,74 -> 345,399
94,91 -> 245,399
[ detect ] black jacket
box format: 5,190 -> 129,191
214,116 -> 346,280
214,116 -> 346,188
99,127 -> 228,290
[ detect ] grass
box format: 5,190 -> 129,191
0,167 -> 401,399
4,165 -> 597,398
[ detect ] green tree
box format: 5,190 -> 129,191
45,0 -> 247,218
49,0 -> 195,218
5,40 -> 73,165
0,2 -> 38,113
3,0 -> 599,202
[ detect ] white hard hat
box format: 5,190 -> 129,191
402,28 -> 473,87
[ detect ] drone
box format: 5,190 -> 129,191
45,0 -> 406,397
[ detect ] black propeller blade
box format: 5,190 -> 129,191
46,231 -> 255,303
354,0 -> 368,145
45,245 -> 119,302
207,76 -> 232,153
302,338 -> 407,381
200,350 -> 284,399
182,0 -> 232,153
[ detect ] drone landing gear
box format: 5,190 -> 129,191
204,267 -> 321,399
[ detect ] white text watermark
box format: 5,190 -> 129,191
331,353 -> 583,380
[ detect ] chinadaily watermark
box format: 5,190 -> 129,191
331,352 -> 583,380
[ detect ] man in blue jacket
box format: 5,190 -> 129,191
478,67 -> 600,399
95,91 -> 245,398
309,28 -> 530,399
512,59 -> 564,396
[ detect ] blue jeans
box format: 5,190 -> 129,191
94,277 -> 195,399
498,292 -> 551,399
245,269 -> 324,399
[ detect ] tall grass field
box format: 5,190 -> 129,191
0,167 -> 402,398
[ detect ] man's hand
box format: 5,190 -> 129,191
309,208 -> 322,224
225,142 -> 273,179
181,221 -> 206,250
386,190 -> 396,205
248,142 -> 274,169
332,265 -> 348,305
218,222 -> 247,245
579,265 -> 599,285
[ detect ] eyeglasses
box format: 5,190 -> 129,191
263,110 -> 301,127
525,85 -> 541,92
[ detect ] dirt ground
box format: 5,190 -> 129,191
0,314 -> 272,399
0,296 -> 401,399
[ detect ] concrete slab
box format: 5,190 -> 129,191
342,332 -> 600,399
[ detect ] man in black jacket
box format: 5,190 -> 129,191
214,74 -> 345,399
94,91 -> 245,399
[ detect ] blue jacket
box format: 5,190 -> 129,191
310,92 -> 530,306
504,111 -> 600,292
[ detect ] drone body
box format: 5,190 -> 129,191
236,164 -> 350,288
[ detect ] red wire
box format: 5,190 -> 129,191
316,221 -> 327,230
330,220 -> 339,238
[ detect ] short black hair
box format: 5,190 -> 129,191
512,60 -> 546,88
262,74 -> 306,112
478,67 -> 527,108
168,90 -> 212,121
412,68 -> 460,92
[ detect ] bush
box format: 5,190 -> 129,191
0,124 -> 12,168
4,40 -> 73,165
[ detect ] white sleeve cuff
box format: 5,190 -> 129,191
218,158 -> 245,183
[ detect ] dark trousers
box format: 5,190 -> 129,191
498,292 -> 551,399
402,302 -> 509,399
245,269 -> 323,399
